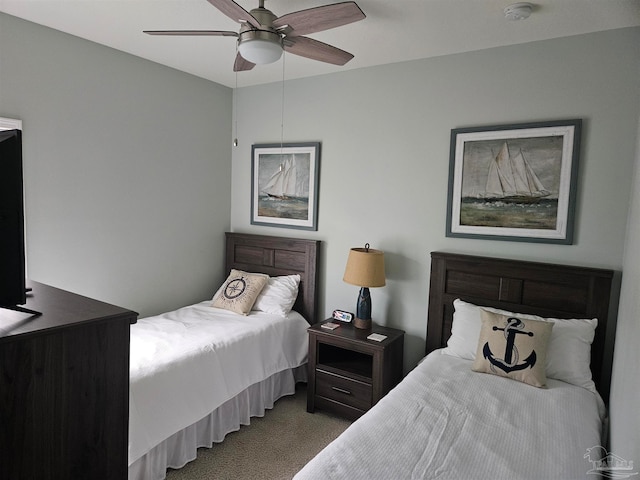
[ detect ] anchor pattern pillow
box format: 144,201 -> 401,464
211,269 -> 269,315
472,310 -> 553,388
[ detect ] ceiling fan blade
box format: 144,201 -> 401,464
284,36 -> 354,66
234,52 -> 255,72
144,30 -> 238,37
273,1 -> 365,37
206,0 -> 261,29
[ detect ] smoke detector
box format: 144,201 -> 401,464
504,2 -> 533,20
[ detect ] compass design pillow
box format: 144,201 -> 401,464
472,310 -> 553,388
211,269 -> 269,315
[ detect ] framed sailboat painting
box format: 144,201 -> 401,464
251,142 -> 320,230
446,119 -> 581,244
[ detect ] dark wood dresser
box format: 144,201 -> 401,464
0,281 -> 137,480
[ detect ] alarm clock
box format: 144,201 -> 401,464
332,310 -> 354,323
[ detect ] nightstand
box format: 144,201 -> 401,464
307,320 -> 404,420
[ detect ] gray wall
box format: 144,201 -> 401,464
232,27 -> 640,371
610,117 -> 640,464
0,13 -> 233,317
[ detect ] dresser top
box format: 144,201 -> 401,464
0,281 -> 137,342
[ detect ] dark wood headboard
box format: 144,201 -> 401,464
225,232 -> 320,324
426,252 -> 617,404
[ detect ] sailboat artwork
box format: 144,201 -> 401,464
257,153 -> 309,221
252,143 -> 320,230
447,120 -> 580,244
262,156 -> 301,200
483,142 -> 550,204
457,137 -> 563,231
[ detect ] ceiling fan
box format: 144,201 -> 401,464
144,0 -> 366,72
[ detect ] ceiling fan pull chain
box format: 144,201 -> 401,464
280,51 -> 285,153
233,67 -> 238,147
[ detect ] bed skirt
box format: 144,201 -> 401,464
128,365 -> 307,480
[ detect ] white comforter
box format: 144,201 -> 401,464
128,301 -> 309,465
296,350 -> 606,480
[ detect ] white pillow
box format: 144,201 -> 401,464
545,317 -> 597,392
252,274 -> 300,317
442,299 -> 486,361
442,299 -> 598,393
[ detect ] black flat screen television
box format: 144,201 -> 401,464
0,129 -> 27,310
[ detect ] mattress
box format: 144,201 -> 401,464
129,301 -> 309,467
295,350 -> 606,480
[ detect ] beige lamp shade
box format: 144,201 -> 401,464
343,246 -> 386,287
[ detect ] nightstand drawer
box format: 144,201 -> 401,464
316,369 -> 372,411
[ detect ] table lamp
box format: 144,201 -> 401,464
343,243 -> 386,329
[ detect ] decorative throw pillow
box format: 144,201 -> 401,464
252,274 -> 300,316
211,269 -> 269,315
472,310 -> 553,388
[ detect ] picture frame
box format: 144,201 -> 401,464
251,142 -> 320,230
446,119 -> 581,244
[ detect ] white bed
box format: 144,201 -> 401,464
296,350 -> 606,480
128,233 -> 320,480
297,252 -> 617,480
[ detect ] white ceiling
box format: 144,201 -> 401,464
1,0 -> 639,88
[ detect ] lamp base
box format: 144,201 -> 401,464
353,316 -> 372,330
354,286 -> 372,330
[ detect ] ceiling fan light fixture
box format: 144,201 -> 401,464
144,0 -> 366,71
504,2 -> 533,20
238,30 -> 283,64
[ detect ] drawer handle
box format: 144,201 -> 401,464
331,386 -> 352,395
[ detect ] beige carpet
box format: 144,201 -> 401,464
165,384 -> 351,480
